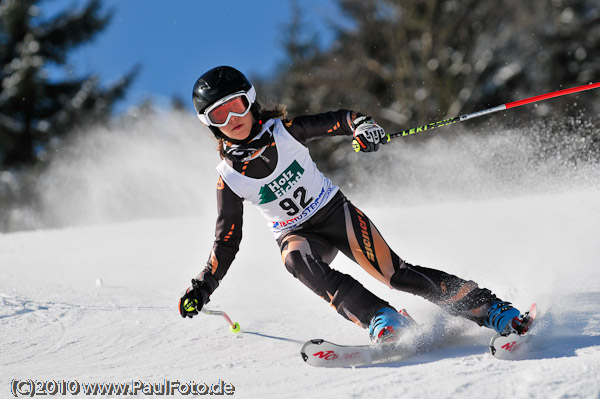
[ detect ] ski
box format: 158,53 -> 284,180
301,322 -> 455,368
301,303 -> 538,367
301,339 -> 414,368
489,303 -> 537,360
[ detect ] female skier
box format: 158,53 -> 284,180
179,66 -> 527,343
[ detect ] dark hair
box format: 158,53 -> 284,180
216,102 -> 288,159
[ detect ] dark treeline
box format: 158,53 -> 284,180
271,0 -> 599,122
0,0 -> 138,231
0,0 -> 138,169
259,0 -> 600,174
1,0 -> 599,231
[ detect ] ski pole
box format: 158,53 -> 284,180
352,81 -> 600,151
201,308 -> 241,333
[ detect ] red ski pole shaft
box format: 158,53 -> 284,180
201,308 -> 241,333
390,81 -> 600,140
504,82 -> 600,109
201,308 -> 235,327
352,82 -> 600,151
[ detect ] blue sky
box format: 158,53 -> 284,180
41,0 -> 337,113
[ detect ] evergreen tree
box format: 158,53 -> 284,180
275,0 -> 599,128
271,0 -> 599,181
0,0 -> 138,168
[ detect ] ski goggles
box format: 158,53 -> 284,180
197,86 -> 256,127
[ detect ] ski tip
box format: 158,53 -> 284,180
300,339 -> 325,363
519,303 -> 538,335
489,342 -> 497,356
529,303 -> 537,319
489,332 -> 531,360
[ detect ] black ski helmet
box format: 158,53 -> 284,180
192,66 -> 257,140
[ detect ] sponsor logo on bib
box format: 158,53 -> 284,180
258,160 -> 304,204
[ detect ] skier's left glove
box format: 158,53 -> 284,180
179,274 -> 219,318
352,116 -> 389,153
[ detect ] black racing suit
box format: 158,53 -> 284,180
200,110 -> 499,328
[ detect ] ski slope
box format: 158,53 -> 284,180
1,112 -> 599,398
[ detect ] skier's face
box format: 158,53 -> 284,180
219,111 -> 254,141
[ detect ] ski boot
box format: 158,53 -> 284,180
368,307 -> 415,344
484,301 -> 530,335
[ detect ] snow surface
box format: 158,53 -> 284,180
1,112 -> 600,398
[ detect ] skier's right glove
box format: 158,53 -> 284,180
179,274 -> 219,318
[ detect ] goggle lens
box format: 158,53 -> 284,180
207,95 -> 250,125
